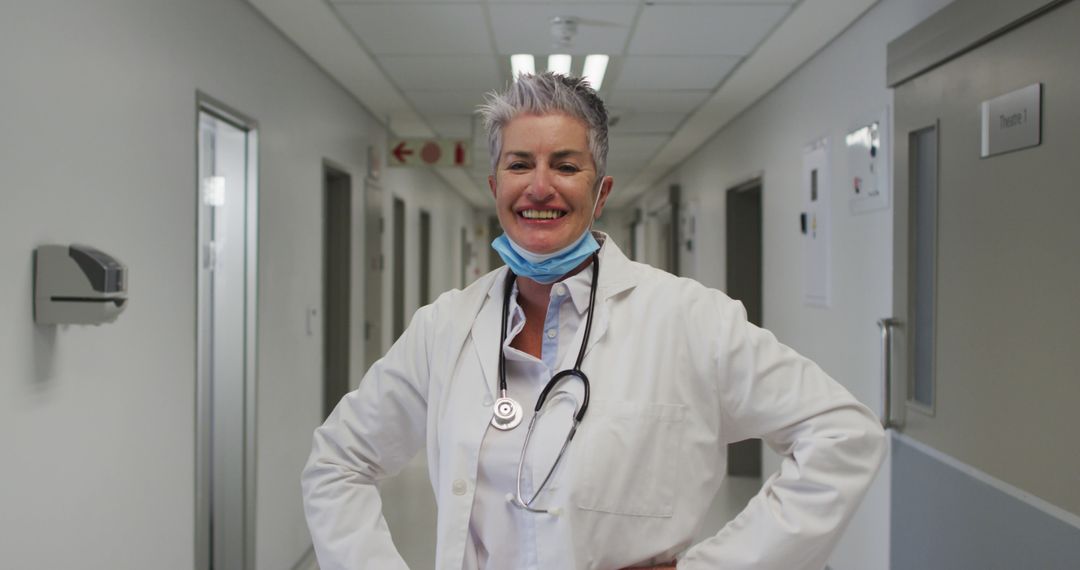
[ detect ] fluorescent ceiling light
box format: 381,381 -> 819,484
510,54 -> 535,80
582,54 -> 609,90
547,54 -> 572,76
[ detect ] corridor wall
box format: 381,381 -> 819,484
0,1 -> 473,568
379,166 -> 479,353
633,0 -> 954,568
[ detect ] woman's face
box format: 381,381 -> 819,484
488,113 -> 613,255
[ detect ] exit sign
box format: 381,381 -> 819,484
389,139 -> 472,168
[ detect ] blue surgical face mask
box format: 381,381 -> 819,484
490,173 -> 605,283
491,230 -> 599,284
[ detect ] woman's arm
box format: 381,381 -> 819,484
678,293 -> 886,570
301,305 -> 436,570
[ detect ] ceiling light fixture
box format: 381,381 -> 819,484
547,54 -> 572,76
510,54 -> 535,80
582,54 -> 609,90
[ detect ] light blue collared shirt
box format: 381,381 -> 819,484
467,265 -> 595,570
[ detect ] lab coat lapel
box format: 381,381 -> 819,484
583,237 -> 636,360
470,269 -> 510,398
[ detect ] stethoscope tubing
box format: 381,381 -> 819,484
498,252 -> 599,419
498,253 -> 600,512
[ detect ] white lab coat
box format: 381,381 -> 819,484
302,236 -> 886,570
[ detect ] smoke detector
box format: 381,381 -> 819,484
550,16 -> 579,48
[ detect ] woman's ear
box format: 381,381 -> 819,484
593,176 -> 614,220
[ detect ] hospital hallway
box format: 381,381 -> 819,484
2,0 -> 1078,569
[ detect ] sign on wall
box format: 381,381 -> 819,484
802,137 -> 831,308
846,109 -> 890,214
980,83 -> 1041,158
388,138 -> 471,168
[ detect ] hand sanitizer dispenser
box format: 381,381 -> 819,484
34,245 -> 128,325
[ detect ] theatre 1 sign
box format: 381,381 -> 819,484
389,138 -> 472,168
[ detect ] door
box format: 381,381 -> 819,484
323,164 -> 351,417
487,214 -> 503,271
631,212 -> 646,262
725,179 -> 762,478
419,209 -> 431,306
889,1 -> 1080,567
195,98 -> 258,570
392,196 -> 406,341
460,226 -> 470,287
363,177 -> 383,371
644,185 -> 681,274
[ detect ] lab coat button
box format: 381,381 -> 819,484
546,328 -> 557,338
452,479 -> 467,496
554,284 -> 567,296
482,396 -> 494,407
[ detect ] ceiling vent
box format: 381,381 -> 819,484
550,16 -> 579,48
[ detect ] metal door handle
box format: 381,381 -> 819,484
877,318 -> 902,429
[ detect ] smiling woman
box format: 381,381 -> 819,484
488,113 -> 611,257
302,73 -> 886,570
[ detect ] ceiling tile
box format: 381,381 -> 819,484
487,4 -> 638,55
606,90 -> 710,113
605,160 -> 646,183
335,3 -> 491,55
425,115 -> 476,138
608,134 -> 669,159
379,55 -> 501,91
607,172 -> 644,188
407,90 -> 491,116
487,0 -> 637,3
628,4 -> 791,55
643,0 -> 796,4
614,55 -> 739,90
332,0 -> 482,3
608,112 -> 686,134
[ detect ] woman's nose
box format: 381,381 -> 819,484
525,166 -> 556,201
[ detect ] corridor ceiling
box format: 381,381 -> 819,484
249,0 -> 877,209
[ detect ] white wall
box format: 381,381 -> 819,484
0,1 -> 474,568
379,164 -> 481,352
632,0 -> 953,568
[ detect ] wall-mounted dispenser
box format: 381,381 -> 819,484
34,245 -> 128,325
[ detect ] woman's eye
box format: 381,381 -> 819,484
557,164 -> 580,173
507,162 -> 528,170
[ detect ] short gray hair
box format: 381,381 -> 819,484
478,72 -> 609,180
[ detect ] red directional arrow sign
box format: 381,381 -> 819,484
389,138 -> 471,168
392,141 -> 413,163
455,142 -> 466,166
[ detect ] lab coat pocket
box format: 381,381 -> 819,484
575,400 -> 686,517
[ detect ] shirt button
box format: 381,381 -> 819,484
482,396 -> 493,407
452,479 -> 467,496
554,284 -> 567,296
546,328 -> 557,339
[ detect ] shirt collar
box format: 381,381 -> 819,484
552,264 -> 593,315
483,257 -> 596,314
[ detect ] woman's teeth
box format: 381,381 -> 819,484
520,210 -> 565,220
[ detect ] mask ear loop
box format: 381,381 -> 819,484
588,176 -> 605,227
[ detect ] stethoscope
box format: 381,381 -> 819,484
490,253 -> 598,514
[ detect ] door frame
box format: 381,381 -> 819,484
194,92 -> 259,570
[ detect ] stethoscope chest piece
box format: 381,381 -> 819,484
491,396 -> 523,430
